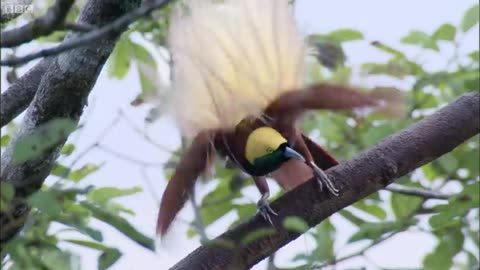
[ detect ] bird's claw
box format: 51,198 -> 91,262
257,198 -> 277,225
311,162 -> 340,196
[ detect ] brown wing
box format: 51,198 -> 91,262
271,133 -> 338,191
301,133 -> 338,170
265,83 -> 378,127
271,159 -> 312,190
156,132 -> 215,236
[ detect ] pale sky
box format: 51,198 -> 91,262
1,0 -> 478,269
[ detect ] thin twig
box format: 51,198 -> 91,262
96,144 -> 165,167
385,183 -> 451,200
189,188 -> 209,243
62,22 -> 95,32
139,167 -> 161,204
119,109 -> 175,154
266,253 -> 276,270
55,113 -> 122,183
0,0 -> 175,66
315,225 -> 406,269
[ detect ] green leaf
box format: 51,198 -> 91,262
41,250 -> 80,270
98,248 -> 122,270
412,89 -> 439,109
361,62 -> 409,79
1,182 -> 15,203
352,200 -> 387,220
201,180 -> 237,206
325,29 -> 364,43
186,228 -> 197,238
371,41 -> 406,59
1,134 -> 10,147
330,66 -> 352,84
432,24 -> 456,41
107,38 -> 132,79
461,4 -> 479,32
240,228 -> 276,245
428,187 -> 477,230
361,123 -> 397,147
81,202 -> 155,251
204,238 -> 236,250
131,42 -> 157,67
401,30 -> 439,51
469,229 -> 479,248
70,163 -> 103,182
71,224 -> 103,242
63,239 -> 110,251
198,180 -> 240,227
348,221 -> 408,243
235,203 -> 257,221
312,219 -> 335,262
468,50 -> 480,61
339,210 -> 367,226
283,216 -> 309,233
29,190 -> 62,217
437,153 -> 459,173
138,63 -> 159,97
61,144 -> 76,156
465,250 -> 479,270
13,118 -> 77,163
108,202 -> 135,215
88,186 -> 142,205
423,229 -> 464,270
0,182 -> 15,211
200,200 -> 233,227
462,182 -> 479,204
391,191 -> 423,219
51,163 -> 71,178
304,115 -> 342,141
422,164 -> 439,181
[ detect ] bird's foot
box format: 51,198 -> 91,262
311,161 -> 339,196
257,198 -> 277,225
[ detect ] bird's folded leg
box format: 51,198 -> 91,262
310,161 -> 339,196
254,177 -> 277,225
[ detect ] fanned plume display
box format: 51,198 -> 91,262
169,0 -> 306,137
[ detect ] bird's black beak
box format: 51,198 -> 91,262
283,146 -> 306,162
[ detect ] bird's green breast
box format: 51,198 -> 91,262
246,149 -> 287,176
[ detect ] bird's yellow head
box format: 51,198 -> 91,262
245,127 -> 305,172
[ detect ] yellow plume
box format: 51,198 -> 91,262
168,0 -> 306,137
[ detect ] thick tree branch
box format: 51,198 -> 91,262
384,183 -> 451,200
0,0 -> 175,66
1,0 -> 75,48
171,92 -> 479,270
0,0 -> 146,245
0,58 -> 52,127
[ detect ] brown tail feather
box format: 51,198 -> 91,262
156,132 -> 215,236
